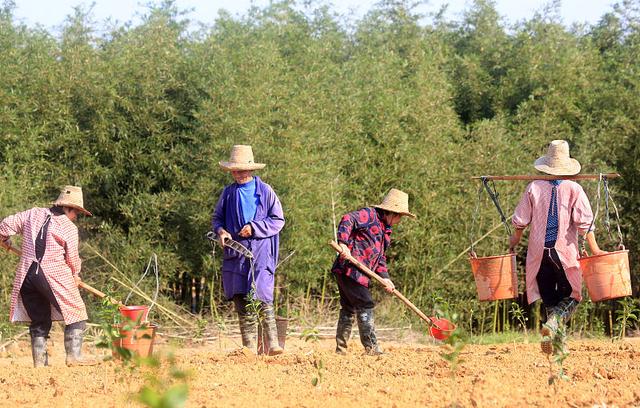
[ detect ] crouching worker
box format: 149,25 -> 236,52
331,188 -> 415,355
509,140 -> 606,355
212,145 -> 285,356
0,186 -> 97,367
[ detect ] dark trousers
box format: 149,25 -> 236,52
20,262 -> 63,337
335,273 -> 374,313
536,247 -> 573,309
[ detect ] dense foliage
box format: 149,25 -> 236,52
0,0 -> 638,335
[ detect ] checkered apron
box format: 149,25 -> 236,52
0,207 -> 88,324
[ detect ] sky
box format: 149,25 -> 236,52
12,0 -> 617,32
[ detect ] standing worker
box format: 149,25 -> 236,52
332,188 -> 415,355
509,140 -> 606,354
0,186 -> 97,367
212,145 -> 285,355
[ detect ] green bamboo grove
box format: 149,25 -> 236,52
0,0 -> 638,337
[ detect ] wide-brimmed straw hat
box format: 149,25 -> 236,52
373,188 -> 416,218
534,140 -> 581,176
52,185 -> 92,216
219,145 -> 266,171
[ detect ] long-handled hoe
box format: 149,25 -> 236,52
329,241 -> 456,340
329,240 -> 455,340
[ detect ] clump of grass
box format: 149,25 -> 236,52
300,327 -> 320,343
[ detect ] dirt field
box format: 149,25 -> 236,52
1,328 -> 639,408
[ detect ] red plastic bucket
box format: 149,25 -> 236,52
579,248 -> 632,301
112,324 -> 156,359
119,305 -> 149,323
429,317 -> 456,340
469,254 -> 518,301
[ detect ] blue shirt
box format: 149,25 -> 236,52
544,180 -> 562,245
237,178 -> 259,225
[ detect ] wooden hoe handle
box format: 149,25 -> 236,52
1,240 -> 22,257
329,240 -> 436,327
78,281 -> 123,306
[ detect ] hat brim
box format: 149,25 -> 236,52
373,205 -> 416,219
533,157 -> 581,176
219,161 -> 266,171
52,202 -> 92,216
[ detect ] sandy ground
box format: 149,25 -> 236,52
0,327 -> 639,408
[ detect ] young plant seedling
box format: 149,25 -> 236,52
547,324 -> 570,391
311,358 -> 324,387
299,327 -> 322,386
510,302 -> 529,337
614,297 -> 640,340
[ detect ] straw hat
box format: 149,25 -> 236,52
219,145 -> 266,171
534,140 -> 581,176
373,188 -> 416,218
52,186 -> 92,216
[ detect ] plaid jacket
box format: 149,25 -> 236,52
331,207 -> 391,287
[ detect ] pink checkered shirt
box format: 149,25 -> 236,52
512,181 -> 594,304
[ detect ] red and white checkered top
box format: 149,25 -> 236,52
512,181 -> 594,304
0,207 -> 88,324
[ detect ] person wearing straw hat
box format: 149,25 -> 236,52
331,188 -> 415,355
508,140 -> 606,355
0,186 -> 97,367
212,145 -> 285,355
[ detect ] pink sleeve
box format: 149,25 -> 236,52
64,225 -> 82,277
572,185 -> 594,231
0,209 -> 30,239
512,185 -> 533,229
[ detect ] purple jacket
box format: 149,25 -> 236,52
211,177 -> 285,303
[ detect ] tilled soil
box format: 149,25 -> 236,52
0,331 -> 639,408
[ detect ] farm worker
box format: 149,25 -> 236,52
331,188 -> 415,355
212,145 -> 285,355
508,140 -> 606,354
0,186 -> 97,367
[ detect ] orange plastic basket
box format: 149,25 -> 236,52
579,248 -> 632,301
112,324 -> 157,359
469,254 -> 518,301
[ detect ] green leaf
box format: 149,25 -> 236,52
161,384 -> 188,408
138,386 -> 162,407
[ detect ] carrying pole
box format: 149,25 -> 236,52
472,173 -> 620,181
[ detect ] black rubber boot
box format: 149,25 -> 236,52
30,336 -> 48,367
64,326 -> 98,366
335,309 -> 354,355
356,308 -> 383,355
233,295 -> 256,349
260,303 -> 283,356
